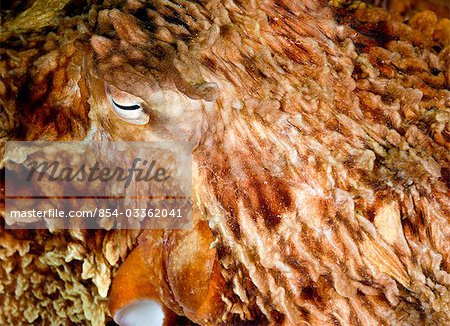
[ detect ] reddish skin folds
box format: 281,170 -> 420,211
108,246 -> 158,319
109,221 -> 226,324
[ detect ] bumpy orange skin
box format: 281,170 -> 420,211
1,0 -> 450,325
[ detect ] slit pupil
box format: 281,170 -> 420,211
112,99 -> 140,111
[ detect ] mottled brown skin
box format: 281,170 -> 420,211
1,0 -> 450,325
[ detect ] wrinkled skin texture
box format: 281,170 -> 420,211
1,0 -> 450,325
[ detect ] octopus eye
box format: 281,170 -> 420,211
111,99 -> 141,111
105,84 -> 149,125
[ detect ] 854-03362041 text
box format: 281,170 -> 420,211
9,208 -> 184,219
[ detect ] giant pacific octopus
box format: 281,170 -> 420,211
0,0 -> 449,325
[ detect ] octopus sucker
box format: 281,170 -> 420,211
1,0 -> 450,325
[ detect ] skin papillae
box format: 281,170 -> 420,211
0,0 -> 449,325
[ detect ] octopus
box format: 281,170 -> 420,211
0,0 -> 449,325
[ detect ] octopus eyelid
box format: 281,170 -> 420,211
112,99 -> 141,111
